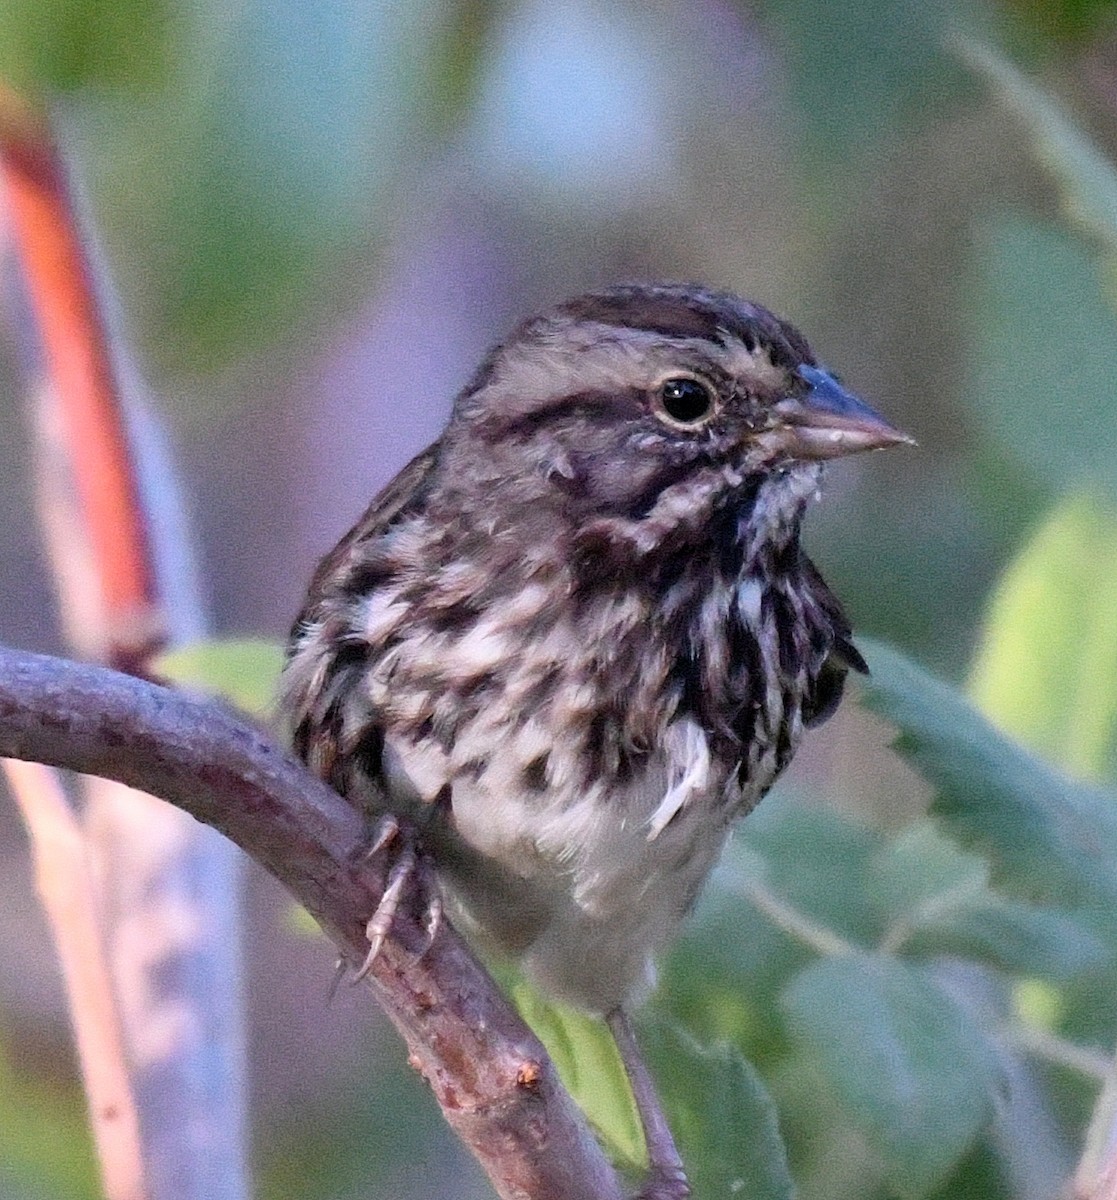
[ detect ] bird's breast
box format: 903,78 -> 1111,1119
359,553 -> 816,1008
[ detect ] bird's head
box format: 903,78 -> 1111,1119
444,283 -> 911,554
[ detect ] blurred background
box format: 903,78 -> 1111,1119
2,0 -> 1117,1196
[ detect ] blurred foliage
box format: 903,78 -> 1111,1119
968,216 -> 1117,495
256,1025 -> 488,1200
753,0 -> 961,168
970,493 -> 1117,778
1004,0 -> 1117,41
3,0 -> 497,370
0,0 -> 173,95
958,36 -> 1117,253
860,640 -> 1117,920
157,637 -> 285,717
0,1032 -> 98,1200
783,953 -> 998,1196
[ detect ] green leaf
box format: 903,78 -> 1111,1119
903,894 -> 1104,980
509,980 -> 644,1169
857,639 -> 1117,916
870,823 -> 1103,978
156,637 -> 284,716
658,871 -> 805,1050
969,492 -> 1117,782
641,1020 -> 795,1200
871,822 -> 987,915
782,953 -> 999,1196
659,794 -> 884,1043
955,37 -> 1117,254
735,791 -> 886,947
506,990 -> 795,1198
967,216 -> 1117,499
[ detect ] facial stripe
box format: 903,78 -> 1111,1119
468,387 -> 645,442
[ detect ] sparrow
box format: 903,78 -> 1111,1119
282,282 -> 911,1197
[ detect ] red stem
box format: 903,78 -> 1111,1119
1,112 -> 160,665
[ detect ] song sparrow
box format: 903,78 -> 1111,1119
283,282 -> 910,1197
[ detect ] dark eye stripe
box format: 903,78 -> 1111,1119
470,388 -> 645,441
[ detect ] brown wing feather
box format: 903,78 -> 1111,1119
282,445 -> 440,795
294,444 -> 440,630
800,552 -> 867,729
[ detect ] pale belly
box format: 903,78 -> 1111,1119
383,713 -> 776,1013
365,560 -> 799,1012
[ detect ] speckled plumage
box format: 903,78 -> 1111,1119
282,282 -> 901,1014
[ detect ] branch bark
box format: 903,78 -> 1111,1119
0,645 -> 624,1200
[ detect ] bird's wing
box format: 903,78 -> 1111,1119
297,444 -> 440,615
282,444 -> 440,795
799,552 -> 867,729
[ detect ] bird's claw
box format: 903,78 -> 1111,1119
606,1008 -> 691,1200
350,814 -> 439,983
631,1170 -> 690,1200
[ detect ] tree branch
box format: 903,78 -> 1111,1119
0,645 -> 624,1200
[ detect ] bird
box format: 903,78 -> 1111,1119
281,282 -> 911,1198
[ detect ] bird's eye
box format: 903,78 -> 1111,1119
654,376 -> 717,427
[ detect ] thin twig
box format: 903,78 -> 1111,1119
1004,1021 -> 1111,1083
876,879 -> 985,956
1,102 -> 244,1200
3,758 -> 147,1200
0,103 -> 158,666
0,645 -> 625,1200
741,879 -> 856,958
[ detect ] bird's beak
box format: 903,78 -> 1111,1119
766,365 -> 915,461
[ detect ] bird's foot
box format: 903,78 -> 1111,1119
631,1169 -> 690,1200
351,814 -> 439,982
629,1146 -> 690,1199
606,1009 -> 691,1200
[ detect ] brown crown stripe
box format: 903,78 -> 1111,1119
556,285 -> 815,370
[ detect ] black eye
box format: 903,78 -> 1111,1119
655,376 -> 717,426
